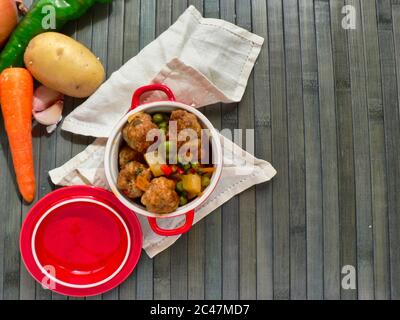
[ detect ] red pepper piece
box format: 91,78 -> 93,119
176,167 -> 184,174
161,164 -> 173,176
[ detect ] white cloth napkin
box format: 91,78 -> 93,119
49,6 -> 276,258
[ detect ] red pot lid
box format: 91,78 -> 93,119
20,186 -> 143,297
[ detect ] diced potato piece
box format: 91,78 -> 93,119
149,163 -> 164,177
182,174 -> 202,194
144,152 -> 164,177
187,192 -> 198,200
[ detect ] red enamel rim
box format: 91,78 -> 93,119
20,186 -> 143,297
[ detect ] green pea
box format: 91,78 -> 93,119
159,121 -> 168,129
201,176 -> 211,188
176,181 -> 184,193
153,113 -> 164,124
179,195 -> 188,206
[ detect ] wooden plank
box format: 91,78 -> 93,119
219,0 -> 239,301
345,0 -> 374,300
134,254 -> 153,299
153,250 -> 171,300
268,0 -> 290,300
283,0 -> 307,300
172,0 -> 188,20
251,0 -> 273,300
360,0 -> 390,300
140,0 -> 157,49
330,0 -> 357,300
203,0 -> 222,300
0,111 -> 9,300
330,0 -> 358,300
118,0 -> 141,301
170,236 -> 188,299
389,0 -> 400,300
157,0 -> 172,35
0,115 -> 22,301
188,223 -> 205,300
315,0 -> 340,300
106,0 -> 125,76
152,0 -> 172,301
298,0 -> 324,300
122,0 -> 141,63
377,0 -> 400,300
0,113 -> 6,300
394,3 -> 400,108
204,209 -> 222,300
69,5 -> 95,165
188,0 -> 204,12
216,0 -> 239,299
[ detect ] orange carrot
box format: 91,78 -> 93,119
0,68 -> 35,202
199,167 -> 215,174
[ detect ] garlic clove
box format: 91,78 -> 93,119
33,100 -> 64,126
33,85 -> 64,112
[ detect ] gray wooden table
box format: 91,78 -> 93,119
0,0 -> 399,300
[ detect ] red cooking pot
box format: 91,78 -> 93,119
104,84 -> 223,236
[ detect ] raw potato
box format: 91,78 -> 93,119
24,32 -> 105,98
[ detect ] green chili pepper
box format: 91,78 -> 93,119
0,0 -> 112,73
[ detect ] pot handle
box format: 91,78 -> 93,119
148,210 -> 195,236
130,84 -> 176,110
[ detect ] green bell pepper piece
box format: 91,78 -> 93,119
0,0 -> 112,73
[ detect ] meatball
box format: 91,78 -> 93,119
117,161 -> 152,199
170,110 -> 202,142
122,112 -> 158,153
119,146 -> 143,168
141,177 -> 180,214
